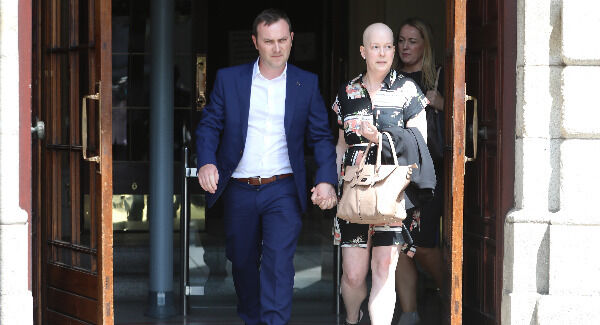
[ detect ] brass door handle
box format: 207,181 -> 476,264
465,94 -> 478,162
196,55 -> 207,110
81,84 -> 101,163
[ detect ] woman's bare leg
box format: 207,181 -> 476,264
414,246 -> 444,289
341,245 -> 370,323
395,252 -> 418,313
369,245 -> 400,325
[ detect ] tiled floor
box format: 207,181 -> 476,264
115,232 -> 344,324
115,286 -> 442,325
113,207 -> 442,324
114,241 -> 442,324
115,300 -> 343,325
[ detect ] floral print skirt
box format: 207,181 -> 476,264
334,208 -> 421,258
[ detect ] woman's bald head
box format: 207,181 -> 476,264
362,23 -> 394,46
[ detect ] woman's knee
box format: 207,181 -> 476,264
371,254 -> 394,280
342,267 -> 367,288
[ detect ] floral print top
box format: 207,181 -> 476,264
331,69 -> 428,245
332,69 -> 428,184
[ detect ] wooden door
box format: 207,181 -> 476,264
462,0 -> 516,324
33,0 -> 113,324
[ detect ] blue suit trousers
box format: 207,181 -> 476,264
222,176 -> 302,325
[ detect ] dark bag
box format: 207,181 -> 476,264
425,67 -> 444,161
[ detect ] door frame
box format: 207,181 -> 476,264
443,0 -> 517,324
443,0 -> 467,323
96,0 -> 114,321
495,0 -> 517,321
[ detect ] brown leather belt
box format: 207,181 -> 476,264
233,173 -> 292,185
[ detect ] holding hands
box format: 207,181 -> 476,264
199,164 -> 337,210
311,182 -> 337,210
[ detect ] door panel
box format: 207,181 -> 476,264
464,0 -> 501,319
463,0 -> 516,324
35,0 -> 113,324
47,287 -> 97,324
48,264 -> 98,297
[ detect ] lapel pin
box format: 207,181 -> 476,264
296,81 -> 301,87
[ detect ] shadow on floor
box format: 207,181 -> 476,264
115,285 -> 442,325
115,298 -> 343,325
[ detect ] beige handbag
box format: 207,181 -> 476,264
336,132 -> 417,224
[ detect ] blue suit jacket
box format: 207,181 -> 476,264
195,62 -> 337,212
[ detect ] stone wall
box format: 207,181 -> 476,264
503,0 -> 600,323
0,0 -> 33,324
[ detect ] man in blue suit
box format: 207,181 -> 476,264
195,8 -> 337,325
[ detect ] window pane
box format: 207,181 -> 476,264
51,246 -> 94,272
81,190 -> 91,247
59,54 -> 70,144
59,151 -> 72,242
112,194 -> 205,232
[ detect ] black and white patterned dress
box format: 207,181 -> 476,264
332,69 -> 428,251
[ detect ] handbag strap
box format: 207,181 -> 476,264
376,132 -> 399,167
357,140 -> 376,171
433,66 -> 441,91
356,131 -> 399,171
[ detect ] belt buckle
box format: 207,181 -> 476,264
247,176 -> 261,185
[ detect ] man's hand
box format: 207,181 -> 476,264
310,182 -> 337,210
197,164 -> 219,194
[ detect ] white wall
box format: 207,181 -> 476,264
504,0 -> 600,323
0,0 -> 33,324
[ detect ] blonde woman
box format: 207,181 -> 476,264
395,17 -> 445,325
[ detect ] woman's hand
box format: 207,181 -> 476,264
426,89 -> 444,112
359,121 -> 379,143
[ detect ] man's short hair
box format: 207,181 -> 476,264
252,8 -> 293,37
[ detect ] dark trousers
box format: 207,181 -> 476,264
222,176 -> 302,325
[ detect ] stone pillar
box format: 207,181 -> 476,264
504,0 -> 600,323
0,0 -> 33,324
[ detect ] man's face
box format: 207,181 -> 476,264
252,19 -> 293,71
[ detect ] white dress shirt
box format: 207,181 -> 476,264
232,59 -> 293,178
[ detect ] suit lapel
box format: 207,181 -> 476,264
284,65 -> 299,136
238,63 -> 253,141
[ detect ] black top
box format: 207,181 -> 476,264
402,67 -> 446,164
401,67 -> 444,95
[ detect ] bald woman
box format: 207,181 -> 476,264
331,23 -> 429,325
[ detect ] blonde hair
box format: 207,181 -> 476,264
396,18 -> 437,91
